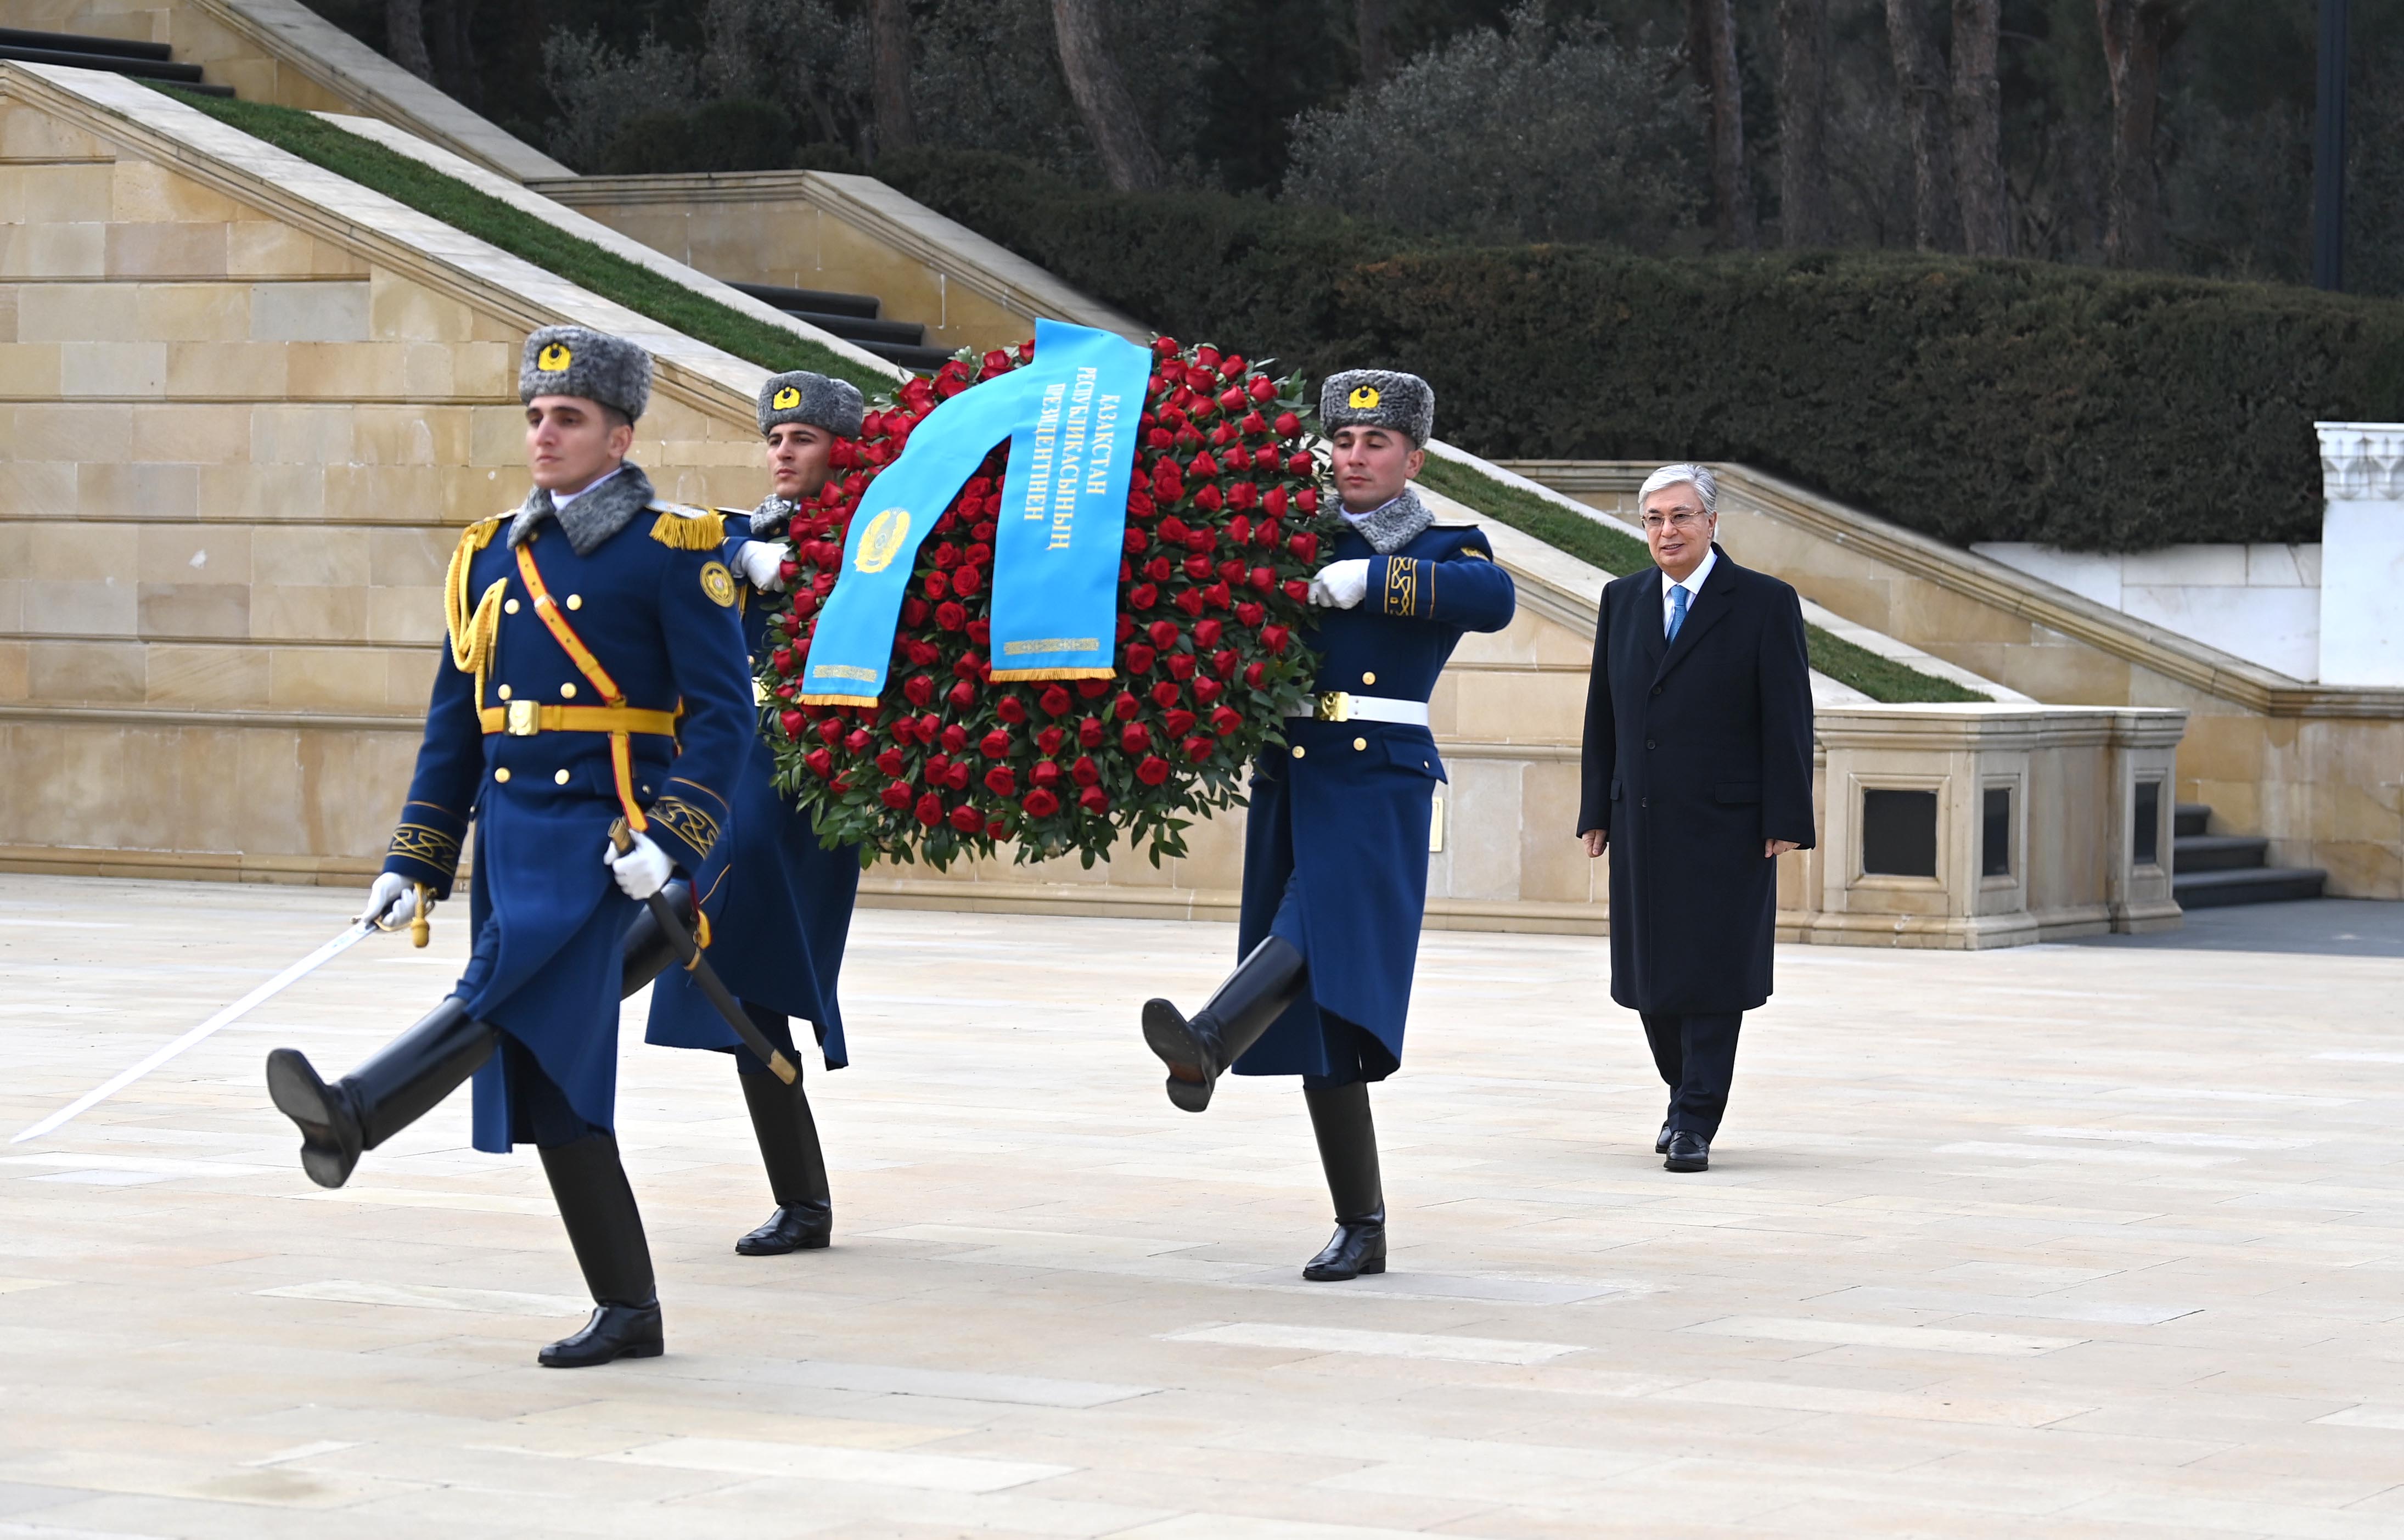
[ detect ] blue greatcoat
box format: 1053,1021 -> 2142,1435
1232,517 -> 1517,1086
379,493 -> 752,1152
644,509 -> 861,1069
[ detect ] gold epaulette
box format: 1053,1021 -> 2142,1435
445,514 -> 510,679
649,504 -> 727,550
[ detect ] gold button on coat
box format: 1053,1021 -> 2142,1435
494,767 -> 511,783
1353,737 -> 1367,751
566,594 -> 582,610
560,682 -> 577,698
497,684 -> 512,699
1362,671 -> 1376,685
504,598 -> 519,614
554,768 -> 570,785
1291,745 -> 1306,759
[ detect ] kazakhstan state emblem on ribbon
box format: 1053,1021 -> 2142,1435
537,342 -> 573,371
1348,385 -> 1381,409
853,506 -> 911,574
773,386 -> 802,409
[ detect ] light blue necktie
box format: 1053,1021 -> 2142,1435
1666,582 -> 1690,642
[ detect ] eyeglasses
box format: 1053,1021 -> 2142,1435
1639,512 -> 1709,533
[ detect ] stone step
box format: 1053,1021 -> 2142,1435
2173,833 -> 2268,873
2173,866 -> 2328,909
2175,801 -> 2212,838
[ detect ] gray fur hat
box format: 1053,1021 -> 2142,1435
519,325 -> 653,421
1321,369 -> 1434,444
756,370 -> 865,440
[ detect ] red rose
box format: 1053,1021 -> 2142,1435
952,565 -> 982,595
1210,705 -> 1244,735
1217,385 -> 1246,414
1123,527 -> 1147,554
1079,716 -> 1106,747
1036,725 -> 1066,757
1079,785 -> 1111,813
900,597 -> 926,626
996,695 -> 1028,724
1288,531 -> 1318,563
1144,619 -> 1178,650
771,647 -> 794,675
941,723 -> 969,753
904,674 -> 935,707
1159,516 -> 1190,544
1022,787 -> 1061,818
1186,525 -> 1217,553
1146,555 -> 1175,582
1194,678 -> 1223,705
880,780 -> 914,811
1263,486 -> 1289,517
845,728 -> 870,753
1150,679 -> 1181,709
1125,643 -> 1157,674
806,747 -> 833,778
1121,723 -> 1152,754
1153,335 -> 1181,357
1183,554 -> 1212,582
1129,583 -> 1158,610
817,717 -> 843,745
1239,413 -> 1267,437
931,543 -> 959,570
1283,579 -> 1310,603
875,747 -> 906,777
1182,735 -> 1215,762
1195,345 -> 1221,369
1113,691 -> 1140,720
1192,484 -> 1223,513
1193,617 -> 1225,647
1286,452 -> 1313,477
968,619 -> 991,645
1077,678 -> 1112,698
915,791 -> 945,827
1136,755 -> 1172,786
1229,481 -> 1257,511
949,804 -> 983,833
947,679 -> 976,709
779,709 -> 804,738
1250,566 -> 1275,593
936,601 -> 967,631
1213,648 -> 1238,677
980,729 -> 1011,758
1235,601 -> 1266,628
1030,758 -> 1063,789
1297,488 -> 1319,513
792,591 -> 818,620
1152,463 -> 1184,500
1165,709 -> 1198,737
926,752 -> 952,782
984,765 -> 1017,796
1205,582 -> 1232,610
1175,587 -> 1206,617
1071,755 -> 1101,785
947,761 -> 971,790
924,569 -> 950,600
1261,625 -> 1290,654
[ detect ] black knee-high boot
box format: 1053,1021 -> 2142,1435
735,1068 -> 833,1255
1301,1081 -> 1386,1282
537,1132 -> 663,1368
617,880 -> 693,997
1141,936 -> 1306,1112
266,998 -> 496,1189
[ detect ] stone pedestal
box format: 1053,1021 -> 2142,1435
1805,706 -> 2187,949
2316,422 -> 2404,687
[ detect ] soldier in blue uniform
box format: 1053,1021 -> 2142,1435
264,326 -> 755,1368
1141,370 -> 1516,1280
623,369 -> 866,1257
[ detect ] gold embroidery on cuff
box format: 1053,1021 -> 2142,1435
648,796 -> 723,856
387,823 -> 462,872
1384,558 -> 1419,617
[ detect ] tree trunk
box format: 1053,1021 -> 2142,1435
1688,0 -> 1755,246
384,0 -> 430,81
1883,0 -> 1961,251
1777,0 -> 1831,247
425,0 -> 480,109
1356,0 -> 1392,87
870,0 -> 917,156
1950,0 -> 2007,254
1051,0 -> 1165,192
2097,0 -> 2179,267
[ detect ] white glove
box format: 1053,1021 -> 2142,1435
733,539 -> 787,592
359,872 -> 423,929
604,829 -> 673,900
1307,558 -> 1372,609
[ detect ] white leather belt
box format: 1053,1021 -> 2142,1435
1287,691 -> 1430,727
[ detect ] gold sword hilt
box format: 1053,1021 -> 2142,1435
408,883 -> 431,948
608,816 -> 634,857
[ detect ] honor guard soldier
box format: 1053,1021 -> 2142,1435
623,369 -> 867,1257
264,325 -> 755,1368
1140,370 -> 1516,1280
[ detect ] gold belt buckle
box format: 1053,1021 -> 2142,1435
1314,691 -> 1353,723
504,698 -> 541,736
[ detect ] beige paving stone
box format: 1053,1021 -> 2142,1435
0,879 -> 2400,1536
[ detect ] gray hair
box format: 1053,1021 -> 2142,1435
1639,462 -> 1717,514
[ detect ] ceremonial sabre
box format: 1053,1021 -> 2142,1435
610,818 -> 799,1084
12,919 -> 378,1144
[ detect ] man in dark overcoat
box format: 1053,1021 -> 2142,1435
1140,370 -> 1516,1280
1576,462 -> 1815,1173
628,369 -> 866,1258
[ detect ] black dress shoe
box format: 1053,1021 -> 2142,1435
735,1201 -> 832,1256
1655,1121 -> 1672,1155
1664,1131 -> 1709,1173
538,1301 -> 663,1367
1302,1210 -> 1387,1281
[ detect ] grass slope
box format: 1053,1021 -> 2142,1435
155,87 -> 892,395
1417,456 -> 1985,704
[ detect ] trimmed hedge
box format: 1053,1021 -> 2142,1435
156,88 -> 889,395
877,149 -> 2404,552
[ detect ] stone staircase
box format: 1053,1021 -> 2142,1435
727,281 -> 954,374
2173,802 -> 2327,908
0,26 -> 230,96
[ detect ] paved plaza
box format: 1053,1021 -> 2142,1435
1,874 -> 2402,1538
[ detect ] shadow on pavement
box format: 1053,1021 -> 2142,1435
2070,897 -> 2404,959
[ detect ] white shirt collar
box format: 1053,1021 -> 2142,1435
1661,544 -> 1717,598
550,463 -> 626,512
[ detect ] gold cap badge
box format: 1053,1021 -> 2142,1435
772,385 -> 802,410
537,342 -> 573,372
1348,385 -> 1381,410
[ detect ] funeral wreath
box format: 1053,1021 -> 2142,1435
757,338 -> 1330,870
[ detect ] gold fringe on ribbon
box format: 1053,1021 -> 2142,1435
987,666 -> 1119,682
797,693 -> 881,707
649,509 -> 727,550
